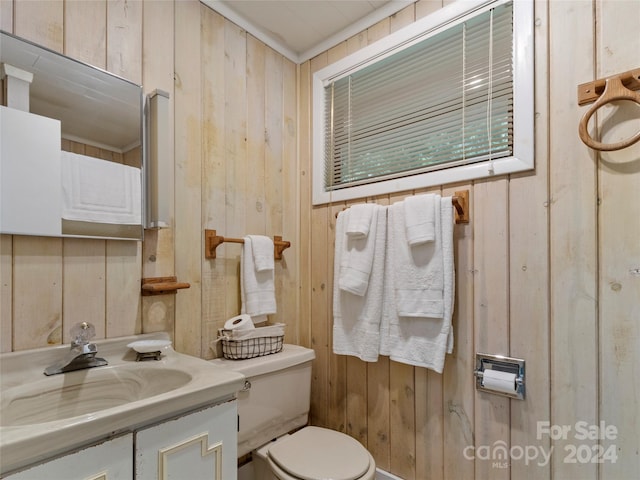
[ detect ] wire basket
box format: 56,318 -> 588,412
217,323 -> 285,360
220,334 -> 284,360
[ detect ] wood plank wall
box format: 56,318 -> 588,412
193,3 -> 299,357
0,0 -> 298,358
1,1 -> 638,479
299,2 -> 639,480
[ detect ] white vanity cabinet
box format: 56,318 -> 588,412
3,401 -> 238,480
5,433 -> 133,480
135,400 -> 237,480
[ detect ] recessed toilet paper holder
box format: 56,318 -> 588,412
474,353 -> 525,400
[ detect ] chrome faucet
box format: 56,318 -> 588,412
44,322 -> 108,376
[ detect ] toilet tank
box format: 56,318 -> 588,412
210,344 -> 315,457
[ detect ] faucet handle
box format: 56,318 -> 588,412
70,322 -> 96,345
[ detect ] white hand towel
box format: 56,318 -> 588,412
247,235 -> 274,272
403,193 -> 436,246
240,236 -> 276,322
338,206 -> 379,296
346,203 -> 376,239
61,151 -> 141,225
394,195 -> 444,318
381,197 -> 455,373
442,196 -> 455,354
333,205 -> 387,362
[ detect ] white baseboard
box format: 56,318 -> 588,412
376,468 -> 404,480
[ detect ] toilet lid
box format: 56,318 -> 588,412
269,426 -> 371,480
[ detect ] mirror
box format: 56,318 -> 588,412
0,31 -> 144,240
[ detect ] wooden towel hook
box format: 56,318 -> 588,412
578,68 -> 640,151
204,229 -> 291,260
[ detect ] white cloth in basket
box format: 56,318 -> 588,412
221,323 -> 285,340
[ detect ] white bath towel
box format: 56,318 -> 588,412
403,193 -> 436,246
338,206 -> 379,296
380,197 -> 455,373
241,236 -> 276,323
247,235 -> 274,272
333,205 -> 387,362
346,203 -> 376,239
61,151 -> 141,225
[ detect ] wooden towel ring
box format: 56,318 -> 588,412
578,76 -> 640,152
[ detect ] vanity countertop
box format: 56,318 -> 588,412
0,332 -> 245,475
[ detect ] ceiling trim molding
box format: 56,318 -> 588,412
200,0 -> 415,64
298,1 -> 414,63
201,0 -> 300,61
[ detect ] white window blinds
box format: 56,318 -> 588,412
323,1 -> 514,192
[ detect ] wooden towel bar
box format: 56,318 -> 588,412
205,229 -> 291,260
334,189 -> 470,224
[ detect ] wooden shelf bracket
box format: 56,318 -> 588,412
141,276 -> 190,296
205,229 -> 291,260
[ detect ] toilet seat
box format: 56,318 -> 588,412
267,426 -> 376,480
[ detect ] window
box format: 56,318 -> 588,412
312,0 -> 533,205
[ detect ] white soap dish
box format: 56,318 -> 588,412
127,339 -> 172,353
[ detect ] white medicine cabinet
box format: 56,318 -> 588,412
0,31 -> 144,240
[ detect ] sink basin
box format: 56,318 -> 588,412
0,333 -> 245,475
2,366 -> 191,427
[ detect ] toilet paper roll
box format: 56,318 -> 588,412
224,314 -> 255,331
482,369 -> 517,394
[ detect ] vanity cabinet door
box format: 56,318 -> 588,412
5,433 -> 132,480
135,400 -> 238,480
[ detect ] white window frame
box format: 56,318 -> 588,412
312,0 -> 534,205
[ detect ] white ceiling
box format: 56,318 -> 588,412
202,0 -> 415,64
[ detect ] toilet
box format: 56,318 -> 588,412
210,344 -> 376,480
